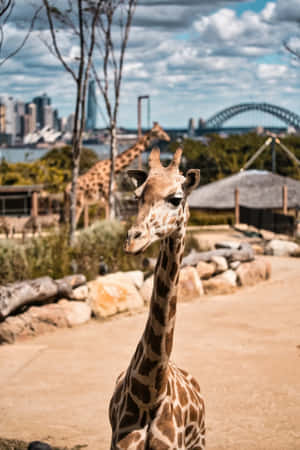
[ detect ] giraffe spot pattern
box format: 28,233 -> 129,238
162,252 -> 168,270
153,302 -> 165,327
146,324 -> 162,355
139,357 -> 157,376
155,365 -> 165,392
131,377 -> 151,404
157,276 -> 169,297
168,295 -> 177,320
165,329 -> 174,356
169,261 -> 178,281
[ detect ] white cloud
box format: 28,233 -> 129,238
0,0 -> 299,127
257,63 -> 288,79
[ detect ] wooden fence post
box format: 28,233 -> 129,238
84,204 -> 89,228
235,188 -> 240,225
31,191 -> 38,217
282,185 -> 288,215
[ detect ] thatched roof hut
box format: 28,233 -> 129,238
188,170 -> 300,210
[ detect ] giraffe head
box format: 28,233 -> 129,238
147,122 -> 171,144
125,147 -> 200,254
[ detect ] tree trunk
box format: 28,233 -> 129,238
108,121 -> 117,220
70,149 -> 80,244
182,244 -> 254,267
0,275 -> 87,320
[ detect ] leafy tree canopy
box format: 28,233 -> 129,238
170,133 -> 300,185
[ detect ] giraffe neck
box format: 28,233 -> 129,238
114,133 -> 151,173
129,217 -> 186,406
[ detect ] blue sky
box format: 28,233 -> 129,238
1,0 -> 300,128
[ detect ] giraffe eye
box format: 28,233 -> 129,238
167,196 -> 182,207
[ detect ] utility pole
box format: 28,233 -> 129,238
137,95 -> 149,169
271,136 -> 276,173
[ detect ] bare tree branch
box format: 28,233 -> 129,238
284,40 -> 300,59
0,1 -> 42,66
91,0 -> 138,219
42,0 -> 103,243
42,0 -> 77,82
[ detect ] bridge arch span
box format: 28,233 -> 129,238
205,103 -> 300,129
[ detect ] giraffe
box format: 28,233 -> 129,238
109,147 -> 205,449
64,122 -> 170,225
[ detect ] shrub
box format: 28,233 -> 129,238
189,210 -> 234,226
0,220 -> 203,285
0,239 -> 29,283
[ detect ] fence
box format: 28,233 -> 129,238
240,205 -> 296,235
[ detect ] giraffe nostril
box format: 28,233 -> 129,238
133,231 -> 142,239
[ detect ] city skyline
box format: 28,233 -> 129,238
0,0 -> 300,128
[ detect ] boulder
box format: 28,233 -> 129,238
230,261 -> 240,270
219,269 -> 237,286
252,244 -> 264,255
178,266 -> 204,302
140,275 -> 154,304
125,271 -> 144,290
203,271 -> 237,296
70,284 -> 89,301
236,259 -> 271,287
0,301 -> 91,344
87,273 -> 144,319
104,271 -> 144,290
215,240 -> 241,250
196,261 -> 215,279
291,247 -> 300,258
264,239 -> 299,257
58,300 -> 91,326
211,256 -> 228,274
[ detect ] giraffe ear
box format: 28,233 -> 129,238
127,169 -> 148,188
183,169 -> 200,194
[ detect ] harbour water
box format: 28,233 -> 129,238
0,144 -> 111,163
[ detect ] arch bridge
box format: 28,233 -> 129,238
205,102 -> 300,129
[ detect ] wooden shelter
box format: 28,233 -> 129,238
0,185 -> 44,217
188,170 -> 300,211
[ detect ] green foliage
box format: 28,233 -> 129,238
0,146 -> 99,192
0,239 -> 29,283
189,210 -> 234,226
0,220 -> 203,285
171,133 -> 300,185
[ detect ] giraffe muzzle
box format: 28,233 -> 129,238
124,227 -> 150,254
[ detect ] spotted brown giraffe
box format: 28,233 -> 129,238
109,148 -> 205,449
64,123 -> 170,225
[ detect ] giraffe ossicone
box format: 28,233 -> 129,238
109,147 -> 205,449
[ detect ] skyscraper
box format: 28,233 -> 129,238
0,96 -> 16,144
25,102 -> 37,134
15,101 -> 25,138
0,103 -> 5,133
86,79 -> 97,131
43,104 -> 54,128
33,93 -> 51,129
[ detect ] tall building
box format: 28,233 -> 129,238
15,101 -> 25,138
0,103 -> 5,133
0,96 -> 16,144
28,103 -> 37,133
24,102 -> 37,134
188,118 -> 195,136
66,113 -> 75,132
53,109 -> 60,131
43,104 -> 53,128
85,79 -> 97,131
33,93 -> 51,129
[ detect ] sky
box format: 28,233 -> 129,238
1,0 -> 300,129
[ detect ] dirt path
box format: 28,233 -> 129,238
1,256 -> 300,450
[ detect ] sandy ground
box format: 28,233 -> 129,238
1,255 -> 300,450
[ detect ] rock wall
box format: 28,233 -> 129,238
0,239 -> 275,344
